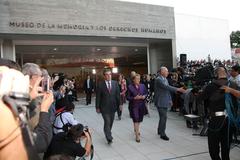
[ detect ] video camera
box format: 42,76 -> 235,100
0,66 -> 40,159
0,66 -> 30,117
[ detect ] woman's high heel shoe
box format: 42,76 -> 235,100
135,132 -> 140,143
136,138 -> 140,143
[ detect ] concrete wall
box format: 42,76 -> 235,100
149,42 -> 173,73
0,0 -> 176,69
0,0 -> 175,39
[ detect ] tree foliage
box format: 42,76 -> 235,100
230,31 -> 240,48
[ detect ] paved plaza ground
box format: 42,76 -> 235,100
73,98 -> 240,160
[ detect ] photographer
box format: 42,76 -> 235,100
22,63 -> 54,153
53,99 -> 79,134
44,124 -> 92,160
198,67 -> 238,160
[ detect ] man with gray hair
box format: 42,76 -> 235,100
22,63 -> 54,153
154,66 -> 186,141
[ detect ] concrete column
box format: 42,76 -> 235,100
149,40 -> 175,73
149,46 -> 159,74
147,44 -> 150,74
1,39 -> 16,61
0,40 -> 3,58
171,39 -> 177,68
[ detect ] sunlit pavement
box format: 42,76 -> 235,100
73,98 -> 240,160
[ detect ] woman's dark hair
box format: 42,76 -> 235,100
53,75 -> 65,91
55,98 -> 75,111
68,124 -> 84,140
55,98 -> 68,110
232,65 -> 240,73
65,102 -> 75,112
0,58 -> 21,71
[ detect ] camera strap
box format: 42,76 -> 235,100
53,111 -> 72,133
90,144 -> 94,160
2,95 -> 40,160
0,125 -> 21,149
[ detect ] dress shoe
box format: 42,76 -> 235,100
160,135 -> 169,141
107,139 -> 112,144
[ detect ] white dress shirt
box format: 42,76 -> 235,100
53,112 -> 79,134
105,80 -> 111,90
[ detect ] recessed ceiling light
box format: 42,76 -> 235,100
92,69 -> 96,74
133,62 -> 145,65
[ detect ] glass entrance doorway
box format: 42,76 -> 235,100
16,45 -> 148,92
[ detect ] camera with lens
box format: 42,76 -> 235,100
81,126 -> 90,136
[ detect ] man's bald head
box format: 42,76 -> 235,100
215,67 -> 227,78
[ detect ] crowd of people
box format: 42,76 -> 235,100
0,59 -> 92,160
0,58 -> 240,160
93,59 -> 240,160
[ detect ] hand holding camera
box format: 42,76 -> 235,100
40,91 -> 54,112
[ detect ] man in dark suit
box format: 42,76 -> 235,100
154,66 -> 186,141
83,75 -> 94,105
96,69 -> 120,144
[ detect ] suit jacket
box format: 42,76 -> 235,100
83,79 -> 94,91
96,80 -> 120,114
154,75 -> 178,108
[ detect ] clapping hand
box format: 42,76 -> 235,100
177,87 -> 186,93
134,95 -> 146,100
220,86 -> 231,93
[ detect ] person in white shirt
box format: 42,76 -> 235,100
53,101 -> 79,134
229,65 -> 240,87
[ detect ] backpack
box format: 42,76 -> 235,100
53,112 -> 72,133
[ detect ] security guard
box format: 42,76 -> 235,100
199,67 -> 237,160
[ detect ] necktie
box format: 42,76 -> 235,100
107,81 -> 111,92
